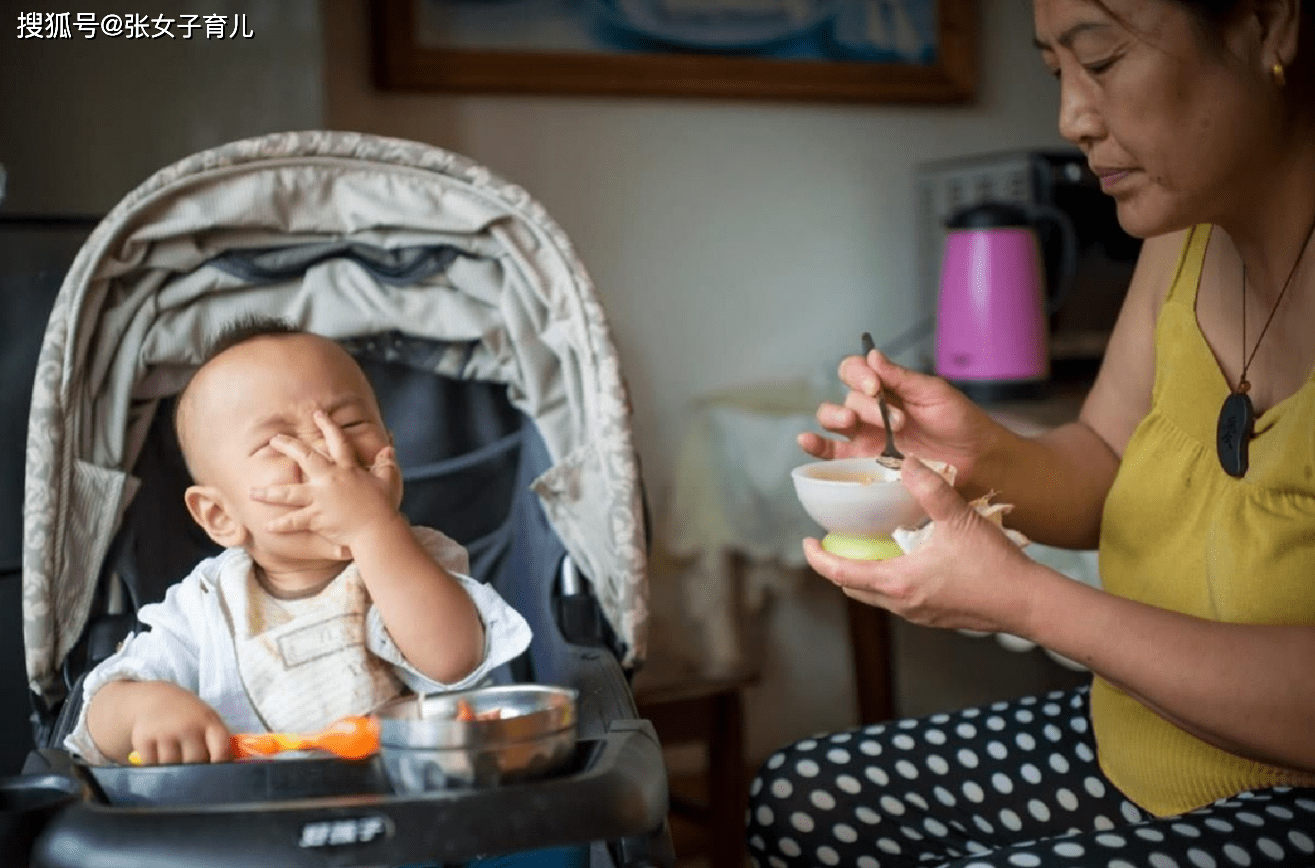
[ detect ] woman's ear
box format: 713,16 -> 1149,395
184,485 -> 247,548
1252,0 -> 1302,70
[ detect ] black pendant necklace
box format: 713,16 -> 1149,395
1216,212 -> 1315,478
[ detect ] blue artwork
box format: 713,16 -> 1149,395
417,0 -> 939,65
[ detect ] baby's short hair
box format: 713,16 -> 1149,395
173,316 -> 304,476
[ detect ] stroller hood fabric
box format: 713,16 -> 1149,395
22,131 -> 648,702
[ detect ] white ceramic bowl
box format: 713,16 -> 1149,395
791,457 -> 926,538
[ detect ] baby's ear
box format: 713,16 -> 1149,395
184,485 -> 247,548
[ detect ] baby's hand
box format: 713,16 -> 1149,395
250,411 -> 403,551
128,682 -> 231,765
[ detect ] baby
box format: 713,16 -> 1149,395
67,319 -> 531,765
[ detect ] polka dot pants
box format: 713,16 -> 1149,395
746,686 -> 1315,867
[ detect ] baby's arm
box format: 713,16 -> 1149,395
67,573 -> 232,765
87,680 -> 230,765
252,412 -> 486,683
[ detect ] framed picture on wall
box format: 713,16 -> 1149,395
370,0 -> 977,104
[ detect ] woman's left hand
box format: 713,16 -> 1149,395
803,454 -> 1040,635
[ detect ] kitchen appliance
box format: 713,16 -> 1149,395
916,149 -> 1143,394
933,200 -> 1076,400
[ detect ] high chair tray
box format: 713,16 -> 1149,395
28,721 -> 666,868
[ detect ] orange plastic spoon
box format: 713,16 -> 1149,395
128,714 -> 380,765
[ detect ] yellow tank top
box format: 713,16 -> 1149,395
1093,225 -> 1315,815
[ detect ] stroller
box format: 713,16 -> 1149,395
4,131 -> 673,868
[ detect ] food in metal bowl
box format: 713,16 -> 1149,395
374,684 -> 578,792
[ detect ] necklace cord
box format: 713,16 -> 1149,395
1237,206 -> 1315,393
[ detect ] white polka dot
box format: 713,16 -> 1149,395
831,732 -> 853,743
986,715 -> 1007,731
836,774 -> 861,795
827,748 -> 851,765
1016,733 -> 1037,751
988,741 -> 1009,760
1257,838 -> 1284,859
857,858 -> 879,868
973,815 -> 994,834
816,845 -> 840,866
1205,818 -> 1234,834
1095,834 -> 1127,848
879,795 -> 906,816
895,759 -> 919,780
1288,830 -> 1315,853
859,739 -> 882,756
1296,798 -> 1315,812
750,777 -> 763,797
930,713 -> 951,724
1222,843 -> 1250,866
892,734 -> 915,750
958,748 -> 980,768
1136,828 -> 1166,842
925,818 -> 949,837
1044,724 -> 1063,741
1071,716 -> 1089,733
1021,763 -> 1042,785
1000,809 -> 1023,831
1264,805 -> 1294,820
855,805 -> 881,825
963,781 -> 985,803
1043,703 -> 1062,716
927,754 -> 950,774
771,779 -> 793,799
906,793 -> 929,811
1120,801 -> 1142,823
1057,788 -> 1078,811
749,835 -> 764,851
957,722 -> 978,739
1109,861 -> 1137,868
756,806 -> 774,825
1050,753 -> 1070,774
1075,742 -> 1095,763
1084,776 -> 1107,798
964,707 -> 982,717
768,856 -> 786,868
989,772 -> 1014,795
877,838 -> 902,855
1235,811 -> 1264,827
925,728 -> 947,745
767,753 -> 786,769
810,790 -> 836,811
1172,822 -> 1202,837
1186,849 -> 1216,868
779,837 -> 801,857
1016,709 -> 1035,723
834,823 -> 858,844
797,739 -> 818,751
1093,815 -> 1115,830
934,786 -> 956,806
865,767 -> 889,786
790,812 -> 814,833
1007,854 -> 1041,867
899,825 -> 924,841
1028,799 -> 1050,822
1054,842 -> 1084,857
797,759 -> 820,778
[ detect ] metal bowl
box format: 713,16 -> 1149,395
374,685 -> 578,792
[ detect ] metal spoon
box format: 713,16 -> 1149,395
861,332 -> 904,470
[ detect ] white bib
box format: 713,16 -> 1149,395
218,555 -> 403,734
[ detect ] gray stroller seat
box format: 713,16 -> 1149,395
4,132 -> 672,868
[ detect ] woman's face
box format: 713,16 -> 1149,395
1033,0 -> 1276,238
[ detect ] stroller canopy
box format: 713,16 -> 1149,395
22,131 -> 648,702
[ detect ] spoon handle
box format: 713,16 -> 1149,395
860,332 -> 904,466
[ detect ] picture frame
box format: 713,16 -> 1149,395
370,0 -> 977,104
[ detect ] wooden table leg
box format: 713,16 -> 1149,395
845,595 -> 895,724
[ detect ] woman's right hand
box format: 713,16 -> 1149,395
798,349 -> 1005,488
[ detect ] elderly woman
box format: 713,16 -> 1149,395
747,0 -> 1315,865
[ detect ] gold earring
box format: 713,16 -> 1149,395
1273,62 -> 1286,87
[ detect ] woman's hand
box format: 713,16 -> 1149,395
799,349 -> 1004,489
803,455 -> 1042,635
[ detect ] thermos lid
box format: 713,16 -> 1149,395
945,202 -> 1032,230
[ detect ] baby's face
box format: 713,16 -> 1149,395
183,333 -> 395,566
